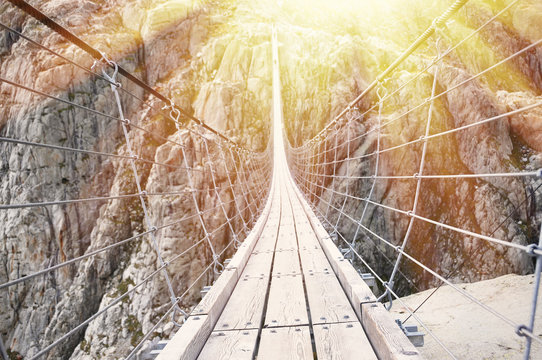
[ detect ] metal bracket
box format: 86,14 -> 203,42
145,339 -> 169,360
200,285 -> 212,298
360,271 -> 377,292
395,319 -> 425,347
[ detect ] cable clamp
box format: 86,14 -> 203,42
121,118 -> 131,125
140,190 -> 147,196
413,172 -> 419,179
431,18 -> 446,34
515,324 -> 528,337
150,226 -> 158,232
407,210 -> 414,217
95,50 -> 119,83
526,244 -> 541,257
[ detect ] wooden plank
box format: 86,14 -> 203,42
156,315 -> 211,360
299,247 -> 332,274
313,322 -> 377,360
335,260 -> 377,319
265,274 -> 308,327
272,249 -> 301,276
304,272 -> 357,324
197,330 -> 258,360
242,251 -> 273,278
214,277 -> 268,331
289,179 -> 420,360
257,326 -> 313,360
294,226 -> 320,249
252,236 -> 277,253
252,221 -> 279,253
361,302 -> 423,360
191,268 -> 239,319
276,226 -> 298,250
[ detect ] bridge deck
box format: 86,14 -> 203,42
194,166 -> 376,360
156,26 -> 420,360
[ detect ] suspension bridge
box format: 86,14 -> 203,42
1,0 -> 542,359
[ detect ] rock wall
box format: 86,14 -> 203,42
0,0 -> 272,358
0,0 -> 541,358
279,0 -> 542,294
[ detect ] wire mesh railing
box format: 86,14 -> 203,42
0,1 -> 272,358
285,0 -> 542,358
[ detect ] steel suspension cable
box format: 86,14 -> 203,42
304,0 -> 469,146
4,0 -> 251,153
298,0 -> 521,153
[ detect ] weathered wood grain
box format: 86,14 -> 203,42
242,251 -> 274,278
197,330 -> 258,360
361,302 -> 423,360
272,249 -> 301,276
156,315 -> 211,360
214,277 -> 268,330
265,274 -> 308,327
257,326 -> 313,360
313,322 -> 377,360
304,271 -> 357,324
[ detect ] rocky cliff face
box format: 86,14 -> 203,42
0,0 -> 271,358
279,0 -> 542,294
0,0 -> 540,358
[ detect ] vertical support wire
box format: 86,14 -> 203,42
166,100 -> 224,275
243,151 -> 265,218
217,143 -> 251,237
380,37 -> 443,306
244,154 -> 266,215
100,58 -> 185,326
325,123 -> 340,218
335,118 -> 351,230
201,133 -> 242,249
180,141 -> 224,275
228,147 -> 256,224
523,211 -> 542,359
345,83 -> 386,260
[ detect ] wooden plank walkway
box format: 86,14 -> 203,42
157,25 -> 422,360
